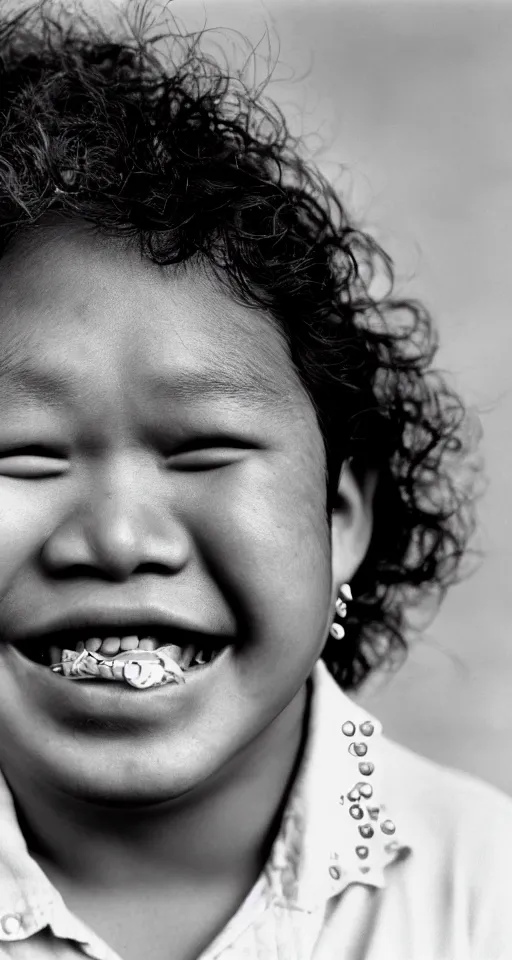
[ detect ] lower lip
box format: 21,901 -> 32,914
7,644 -> 232,715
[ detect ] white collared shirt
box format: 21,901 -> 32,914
1,659 -> 512,959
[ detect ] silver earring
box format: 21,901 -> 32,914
329,582 -> 352,639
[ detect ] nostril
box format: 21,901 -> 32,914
43,560 -> 183,583
132,562 -> 177,576
42,563 -> 112,582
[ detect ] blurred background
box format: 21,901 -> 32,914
163,0 -> 512,795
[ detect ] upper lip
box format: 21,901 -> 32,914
6,607 -> 235,650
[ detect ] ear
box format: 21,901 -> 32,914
330,460 -> 379,595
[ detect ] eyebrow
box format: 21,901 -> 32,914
0,359 -> 75,408
0,355 -> 294,409
146,367 -> 291,408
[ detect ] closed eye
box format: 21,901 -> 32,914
166,438 -> 253,471
0,445 -> 70,478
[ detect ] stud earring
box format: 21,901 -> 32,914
329,583 -> 352,639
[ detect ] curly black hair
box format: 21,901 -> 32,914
0,1 -> 481,689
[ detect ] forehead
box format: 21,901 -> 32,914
0,224 -> 307,409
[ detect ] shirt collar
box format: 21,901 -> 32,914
264,659 -> 411,910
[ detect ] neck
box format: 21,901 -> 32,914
9,684 -> 309,894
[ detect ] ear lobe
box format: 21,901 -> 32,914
330,462 -> 379,589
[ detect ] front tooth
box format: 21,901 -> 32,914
120,635 -> 140,651
139,638 -> 159,651
100,637 -> 121,656
85,638 -> 102,653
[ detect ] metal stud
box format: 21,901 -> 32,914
357,782 -> 373,799
355,845 -> 369,860
358,761 -> 375,776
349,742 -> 367,757
381,819 -> 396,835
335,597 -> 347,617
1,914 -> 21,936
329,865 -> 341,880
349,804 -> 364,820
360,721 -> 375,737
367,806 -> 380,820
339,583 -> 353,601
329,622 -> 345,640
347,787 -> 361,802
359,824 -> 374,839
342,721 -> 356,737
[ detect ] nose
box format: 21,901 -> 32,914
41,472 -> 191,582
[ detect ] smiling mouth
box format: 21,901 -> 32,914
12,626 -> 229,687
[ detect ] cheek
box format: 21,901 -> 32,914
193,455 -> 333,659
0,482 -> 55,584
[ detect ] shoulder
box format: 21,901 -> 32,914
371,738 -> 512,957
379,734 -> 512,840
378,736 -> 512,938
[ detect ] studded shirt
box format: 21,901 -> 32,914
1,658 -> 512,959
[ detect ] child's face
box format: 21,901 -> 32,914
0,224 -> 337,803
